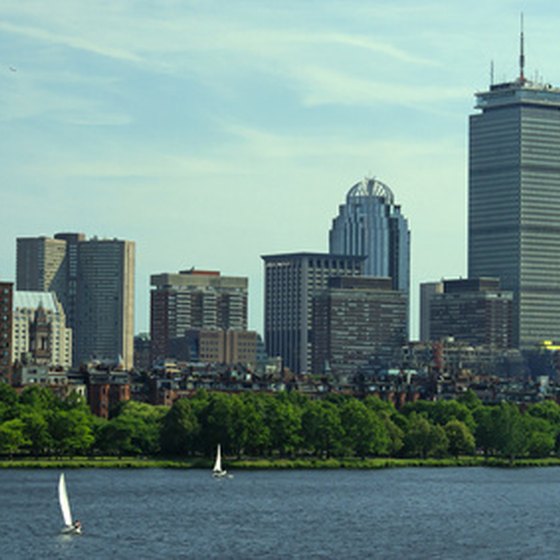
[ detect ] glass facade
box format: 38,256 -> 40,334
329,178 -> 410,294
469,80 -> 560,349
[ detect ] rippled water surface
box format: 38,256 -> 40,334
1,467 -> 560,559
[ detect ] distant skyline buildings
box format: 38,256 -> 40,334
16,234 -> 135,369
150,269 -> 249,364
468,74 -> 560,349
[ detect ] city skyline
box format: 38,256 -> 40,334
2,3 -> 560,337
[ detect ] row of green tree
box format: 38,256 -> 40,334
1,383 -> 560,460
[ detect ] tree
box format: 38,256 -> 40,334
444,419 -> 475,458
491,402 -> 528,462
265,396 -> 302,457
402,413 -> 449,458
160,398 -> 200,456
49,408 -> 94,456
20,411 -> 53,456
302,399 -> 343,458
239,394 -> 271,456
0,383 -> 19,422
340,399 -> 390,458
0,419 -> 29,456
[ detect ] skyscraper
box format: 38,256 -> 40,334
76,238 -> 135,369
329,177 -> 410,293
468,39 -> 560,349
262,252 -> 364,374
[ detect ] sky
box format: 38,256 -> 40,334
0,0 -> 555,339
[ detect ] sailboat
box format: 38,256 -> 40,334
212,444 -> 231,478
58,473 -> 81,535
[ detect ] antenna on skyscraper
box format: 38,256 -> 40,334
519,12 -> 525,83
490,60 -> 494,86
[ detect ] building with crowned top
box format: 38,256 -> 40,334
469,32 -> 560,349
329,177 -> 410,294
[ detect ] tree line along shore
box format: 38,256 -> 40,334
2,383 -> 560,467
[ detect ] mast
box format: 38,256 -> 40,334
519,13 -> 525,83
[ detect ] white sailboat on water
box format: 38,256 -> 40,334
58,473 -> 81,535
212,444 -> 232,478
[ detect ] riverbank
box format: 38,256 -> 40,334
3,456 -> 560,469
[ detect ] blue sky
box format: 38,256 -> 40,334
0,1 -> 553,337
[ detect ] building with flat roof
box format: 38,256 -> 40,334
262,252 -> 364,374
150,269 -> 248,364
312,276 -> 408,380
76,238 -> 135,369
429,278 -> 513,348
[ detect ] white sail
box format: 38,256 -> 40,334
58,473 -> 73,527
213,444 -> 223,473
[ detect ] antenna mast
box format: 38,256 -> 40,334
519,13 -> 525,82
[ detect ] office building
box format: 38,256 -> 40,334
329,177 -> 410,293
0,282 -> 13,381
76,238 -> 135,369
16,237 -> 67,293
262,252 -> 364,374
150,269 -> 248,363
468,45 -> 560,349
429,278 -> 513,348
312,277 -> 408,380
12,291 -> 72,368
16,234 -> 135,369
419,282 -> 444,342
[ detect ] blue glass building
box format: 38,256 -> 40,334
329,177 -> 410,294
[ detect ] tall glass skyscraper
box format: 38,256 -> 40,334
469,71 -> 560,349
329,177 -> 410,294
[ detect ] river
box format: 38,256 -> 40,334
1,467 -> 559,559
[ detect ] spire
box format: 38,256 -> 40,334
519,13 -> 525,83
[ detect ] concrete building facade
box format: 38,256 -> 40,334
150,269 -> 248,364
76,238 -> 135,369
429,278 -> 513,348
312,276 -> 408,380
262,252 -> 364,374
